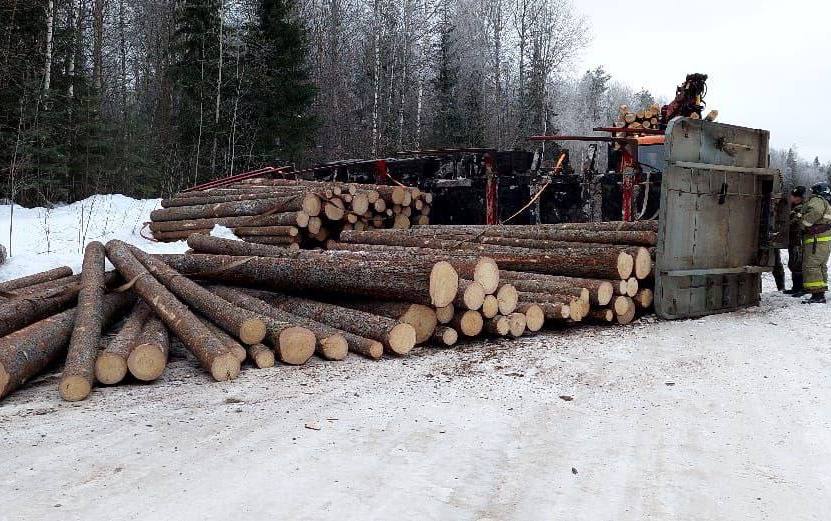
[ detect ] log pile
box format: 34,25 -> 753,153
616,103 -> 666,132
0,220 -> 656,404
149,178 -> 433,246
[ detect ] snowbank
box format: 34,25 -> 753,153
0,194 -> 189,281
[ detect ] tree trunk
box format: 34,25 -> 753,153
329,299 -> 437,344
149,212 -> 305,233
485,315 -> 509,336
496,284 -> 518,315
130,247 -> 267,345
341,228 -> 656,247
258,293 -> 416,355
0,293 -> 134,401
43,0 -> 54,94
499,270 -> 614,306
208,286 -> 348,362
498,279 -> 590,305
104,240 -> 239,381
160,191 -> 312,208
0,266 -> 73,294
95,302 -> 152,385
60,242 -> 109,401
149,194 -> 314,222
507,312 -> 526,338
128,315 -> 169,381
247,343 -> 275,368
413,221 -> 658,232
157,253 -> 459,308
199,317 -> 247,363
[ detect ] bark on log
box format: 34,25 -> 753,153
209,287 -> 346,361
104,241 -> 239,381
0,292 -> 134,401
149,212 -> 304,233
127,315 -> 169,381
519,292 -> 584,321
248,343 -> 276,368
341,227 -> 656,247
198,318 -> 247,363
0,281 -> 82,337
130,247 -> 267,345
157,253 -> 459,308
587,309 -> 614,323
259,294 -> 416,355
95,302 -> 152,385
501,279 -> 591,304
0,266 -> 73,294
431,326 -> 458,347
161,191 -> 307,208
413,221 -> 657,232
150,194 -> 312,222
241,237 -> 300,247
634,288 -> 654,310
60,242 -> 108,401
499,270 -> 617,306
536,302 -> 571,322
330,299 -> 437,345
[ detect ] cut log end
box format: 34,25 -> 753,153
614,296 -> 635,318
597,281 -> 614,306
210,352 -> 242,381
400,304 -> 438,344
432,326 -> 458,347
128,343 -> 167,381
249,344 -> 276,368
278,326 -> 317,365
496,284 -> 519,315
474,257 -> 500,294
579,288 -> 591,303
0,366 -> 8,398
238,318 -> 267,345
634,247 -> 653,279
59,375 -> 92,402
626,278 -> 639,297
507,312 -> 527,338
455,311 -> 484,337
635,288 -> 654,309
387,323 -> 417,355
481,295 -> 499,319
302,194 -> 322,217
429,261 -> 459,308
461,281 -> 486,311
94,353 -> 128,385
320,335 -> 349,361
617,252 -> 634,279
485,315 -> 510,336
518,304 -> 545,332
435,304 -> 455,324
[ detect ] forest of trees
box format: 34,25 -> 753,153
2,0 -> 829,207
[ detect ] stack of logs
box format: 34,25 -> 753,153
149,178 -> 432,246
0,220 -> 656,404
616,103 -> 666,132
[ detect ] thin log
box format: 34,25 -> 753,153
481,295 -> 499,319
330,299 -> 437,345
431,326 -> 458,347
199,318 -> 247,363
435,304 -> 454,324
148,212 -> 305,233
150,194 -> 314,222
516,303 -> 544,332
485,315 -> 509,336
499,270 -> 616,306
496,284 -> 518,315
95,302 -> 152,385
60,242 -> 108,401
0,266 -> 73,294
248,343 -> 275,368
507,312 -> 527,338
127,315 -> 169,381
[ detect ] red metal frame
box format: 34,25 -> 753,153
483,153 -> 498,225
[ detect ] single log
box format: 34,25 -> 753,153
148,212 -> 304,233
130,247 -> 267,345
587,309 -> 614,323
160,191 -> 305,208
60,242 -> 108,401
150,194 -> 313,222
0,281 -> 82,337
233,226 -> 299,237
341,227 -> 656,247
0,266 -> 73,294
158,253 -> 459,308
0,292 -> 134,401
456,280 -> 486,311
507,312 -> 527,338
127,315 -> 169,381
496,284 -> 519,315
334,236 -> 633,279
452,310 -> 483,337
261,294 -> 416,355
431,326 -> 458,347
519,292 -> 584,321
502,278 -> 590,304
626,278 -> 639,297
613,296 -> 636,319
481,295 -> 499,319
435,304 -> 454,324
209,287 -> 346,361
485,315 -> 510,336
536,302 -> 571,322
516,303 -> 544,332
332,299 -> 437,345
95,302 -> 152,385
248,343 -> 275,368
241,237 -> 300,247
105,241 -> 240,381
615,304 -> 637,325
499,270 -> 615,306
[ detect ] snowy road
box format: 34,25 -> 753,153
1,289 -> 829,521
1,196 -> 830,520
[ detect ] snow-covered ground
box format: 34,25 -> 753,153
0,197 -> 830,520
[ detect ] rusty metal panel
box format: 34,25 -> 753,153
655,118 -> 777,319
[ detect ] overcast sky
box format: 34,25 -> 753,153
573,0 -> 830,162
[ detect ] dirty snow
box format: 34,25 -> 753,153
0,197 -> 830,520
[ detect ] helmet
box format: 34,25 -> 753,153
791,186 -> 807,198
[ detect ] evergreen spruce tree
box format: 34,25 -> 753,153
432,4 -> 463,147
244,0 -> 317,164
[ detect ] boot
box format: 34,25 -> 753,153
802,293 -> 827,304
790,290 -> 809,297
